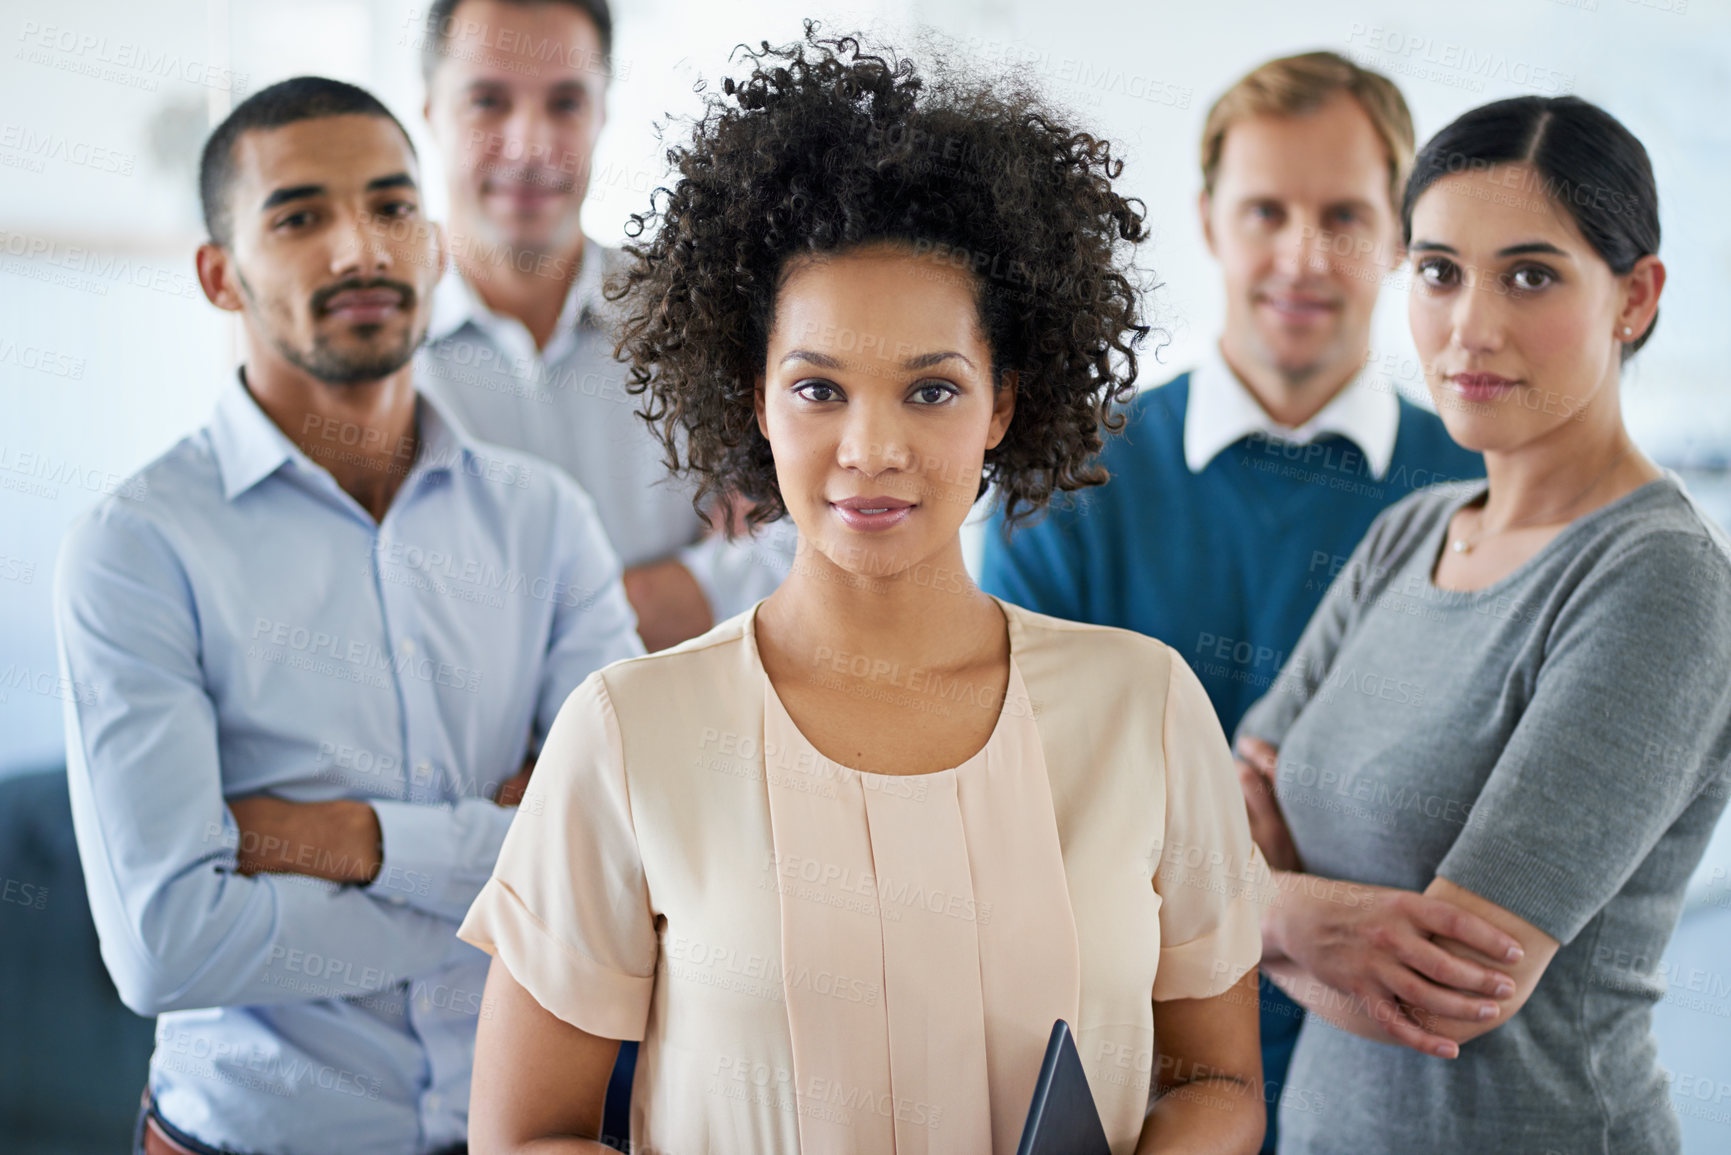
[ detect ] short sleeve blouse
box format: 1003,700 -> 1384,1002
458,599 -> 1265,1154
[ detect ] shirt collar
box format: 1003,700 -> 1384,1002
407,387 -> 472,484
1182,342 -> 1399,479
209,369 -> 476,503
210,370 -> 299,500
426,234 -> 607,346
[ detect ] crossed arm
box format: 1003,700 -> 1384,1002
53,510 -> 557,1015
1236,737 -> 1560,1058
227,758 -> 533,886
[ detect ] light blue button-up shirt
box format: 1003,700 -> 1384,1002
54,373 -> 643,1154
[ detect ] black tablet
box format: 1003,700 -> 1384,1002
1016,1019 -> 1112,1155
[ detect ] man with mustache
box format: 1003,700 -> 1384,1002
54,77 -> 642,1154
415,0 -> 793,652
979,52 -> 1483,1152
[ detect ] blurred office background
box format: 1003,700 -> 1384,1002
2,0 -> 1728,1150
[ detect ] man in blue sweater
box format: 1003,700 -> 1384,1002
979,52 -> 1482,1151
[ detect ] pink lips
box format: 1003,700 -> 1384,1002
483,174 -> 573,213
830,496 -> 914,532
1258,293 -> 1338,322
1449,372 -> 1517,402
323,288 -> 405,323
490,186 -> 561,210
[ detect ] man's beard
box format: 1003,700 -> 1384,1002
244,272 -> 425,387
272,322 -> 422,387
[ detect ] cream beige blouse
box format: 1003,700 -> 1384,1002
457,598 -> 1265,1154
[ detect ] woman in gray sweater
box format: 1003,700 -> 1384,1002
1235,95 -> 1731,1154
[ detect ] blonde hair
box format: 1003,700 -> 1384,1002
1200,51 -> 1414,211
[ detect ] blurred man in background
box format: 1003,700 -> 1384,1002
980,52 -> 1484,1151
417,0 -> 793,651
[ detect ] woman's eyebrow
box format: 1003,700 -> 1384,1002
1495,242 -> 1571,259
1409,240 -> 1572,259
902,350 -> 973,371
777,349 -> 975,371
779,349 -> 845,369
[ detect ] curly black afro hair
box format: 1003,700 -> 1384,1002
609,23 -> 1151,532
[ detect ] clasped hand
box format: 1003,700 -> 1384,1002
1235,737 -> 1523,1059
1274,878 -> 1522,1058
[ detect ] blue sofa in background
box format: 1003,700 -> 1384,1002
0,767 -> 155,1154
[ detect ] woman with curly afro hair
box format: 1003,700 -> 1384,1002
459,25 -> 1267,1155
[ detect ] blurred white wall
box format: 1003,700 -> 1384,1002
5,0 -> 1729,772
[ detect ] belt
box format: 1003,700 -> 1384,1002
135,1089 -> 469,1154
135,1091 -> 254,1155
142,1114 -> 205,1155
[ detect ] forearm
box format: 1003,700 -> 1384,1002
1256,869 -> 1308,965
91,864 -> 464,1015
57,531 -> 466,1015
494,1139 -> 613,1154
1406,878 -> 1555,1046
1258,871 -> 1403,1044
1258,869 -> 1369,965
234,791 -> 522,922
74,784 -> 459,1014
623,557 -> 713,651
1261,958 -> 1399,1046
1138,1073 -> 1264,1155
1258,932 -> 1291,966
1137,969 -> 1265,1154
233,798 -> 380,883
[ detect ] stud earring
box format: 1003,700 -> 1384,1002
1621,326 -> 1633,338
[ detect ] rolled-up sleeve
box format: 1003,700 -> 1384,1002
458,671 -> 657,1041
368,797 -> 516,922
1153,652 -> 1268,1001
56,508 -> 459,1017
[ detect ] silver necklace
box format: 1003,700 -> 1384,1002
1449,447 -> 1633,555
